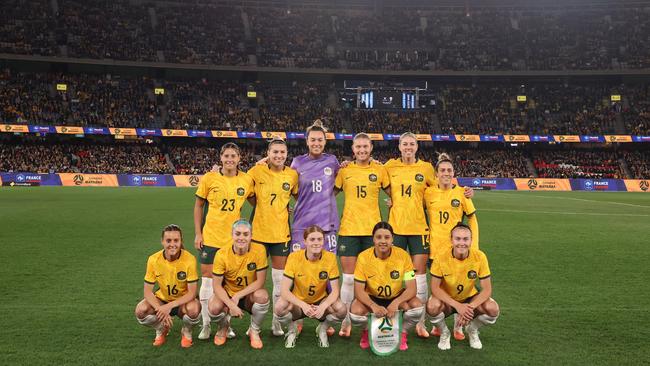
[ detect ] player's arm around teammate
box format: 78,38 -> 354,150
193,142 -> 254,339
426,224 -> 499,350
334,132 -> 390,337
208,220 -> 269,349
349,222 -> 424,351
135,225 -> 201,348
274,225 -> 347,348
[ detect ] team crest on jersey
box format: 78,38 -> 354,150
237,187 -> 245,196
390,270 -> 400,279
292,243 -> 302,252
177,271 -> 187,280
415,173 -> 424,182
247,263 -> 257,271
324,167 -> 333,176
369,173 -> 378,182
467,270 -> 477,279
451,199 -> 461,207
282,182 -> 291,191
319,271 -> 328,280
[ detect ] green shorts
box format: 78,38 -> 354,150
198,246 -> 220,265
393,234 -> 430,255
337,236 -> 374,257
254,240 -> 291,257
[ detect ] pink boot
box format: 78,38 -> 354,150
359,329 -> 370,349
399,331 -> 409,351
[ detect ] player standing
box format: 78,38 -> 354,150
274,225 -> 347,348
426,224 -> 499,350
334,132 -> 390,337
135,224 -> 201,348
208,219 -> 269,349
194,143 -> 254,340
349,222 -> 424,351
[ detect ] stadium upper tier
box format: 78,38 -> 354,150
2,0 -> 650,72
2,70 -> 649,136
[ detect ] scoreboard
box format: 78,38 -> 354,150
346,80 -> 425,110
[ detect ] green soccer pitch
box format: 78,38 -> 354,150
1,188 -> 649,365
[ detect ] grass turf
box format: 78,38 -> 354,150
1,187 -> 649,365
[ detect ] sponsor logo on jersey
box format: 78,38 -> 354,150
177,271 -> 187,280
237,187 -> 245,196
467,270 -> 477,279
319,271 -> 328,280
390,270 -> 400,279
247,263 -> 257,271
324,167 -> 333,176
282,182 -> 291,191
369,173 -> 378,182
451,199 -> 461,207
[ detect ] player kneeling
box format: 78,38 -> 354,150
208,219 -> 269,349
135,224 -> 201,348
349,222 -> 424,351
274,225 -> 347,348
426,223 -> 499,350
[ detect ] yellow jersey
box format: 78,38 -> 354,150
248,165 -> 299,243
354,246 -> 415,300
424,184 -> 476,257
283,249 -> 340,304
195,170 -> 254,248
212,243 -> 268,297
144,249 -> 199,302
335,161 -> 390,236
384,158 -> 436,235
430,248 -> 491,302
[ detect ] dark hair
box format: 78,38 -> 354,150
450,222 -> 472,238
306,119 -> 328,138
303,225 -> 325,240
220,142 -> 240,155
436,152 -> 453,169
161,224 -> 184,249
372,221 -> 394,236
267,137 -> 287,150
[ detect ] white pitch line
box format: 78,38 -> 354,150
480,208 -> 650,217
482,192 -> 650,209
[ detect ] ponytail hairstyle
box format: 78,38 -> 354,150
267,136 -> 287,150
436,152 -> 453,169
398,132 -> 417,144
306,119 -> 328,138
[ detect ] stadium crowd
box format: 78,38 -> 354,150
533,150 -> 624,179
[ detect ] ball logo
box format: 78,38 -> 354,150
527,179 -> 538,190
189,175 -> 200,187
559,136 -> 566,142
369,173 -> 378,182
415,173 -> 424,182
237,187 -> 245,196
390,270 -> 400,279
640,180 -> 649,192
166,130 -> 172,136
5,125 -> 11,131
62,127 -> 68,133
324,167 -> 332,176
216,131 -> 223,137
247,263 -> 257,271
610,136 -> 617,142
451,199 -> 461,207
319,271 -> 328,280
73,174 -> 84,185
265,132 -> 272,138
177,271 -> 187,280
460,135 -> 466,141
467,270 -> 477,279
114,128 -> 121,135
508,135 -> 515,141
378,317 -> 394,334
282,182 -> 291,191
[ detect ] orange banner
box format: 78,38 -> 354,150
1,124 -> 29,133
504,135 -> 531,142
623,180 -> 650,192
455,135 -> 481,142
55,126 -> 84,134
261,131 -> 287,139
367,133 -> 384,141
326,133 -> 336,140
161,129 -> 189,137
109,128 -> 137,136
604,135 -> 633,143
416,134 -> 432,141
59,173 -> 119,187
173,175 -> 203,188
515,178 -> 571,191
553,135 -> 581,143
212,130 -> 238,138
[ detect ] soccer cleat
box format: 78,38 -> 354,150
227,327 -> 236,339
430,326 -> 441,337
416,322 -> 430,338
438,327 -> 451,350
454,327 -> 466,341
284,330 -> 297,348
198,324 -> 211,340
316,323 -> 329,348
338,320 -> 351,338
213,327 -> 227,346
399,331 -> 409,351
152,326 -> 169,347
180,335 -> 193,348
466,323 -> 482,350
359,329 -> 370,349
326,326 -> 335,337
247,328 -> 263,349
296,319 -> 303,334
271,317 -> 285,336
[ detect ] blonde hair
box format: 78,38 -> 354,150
398,132 -> 417,144
353,132 -> 372,142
